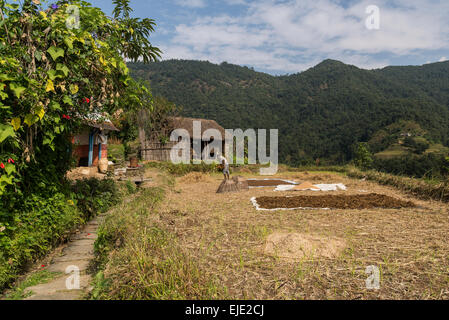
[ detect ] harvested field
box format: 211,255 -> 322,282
263,232 -> 346,260
255,194 -> 416,210
178,172 -> 213,183
103,168 -> 449,300
248,179 -> 297,187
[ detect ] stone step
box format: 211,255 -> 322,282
52,253 -> 93,263
47,260 -> 91,273
24,275 -> 91,297
68,239 -> 96,247
62,245 -> 94,256
71,233 -> 98,240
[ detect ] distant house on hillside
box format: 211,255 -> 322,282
141,117 -> 225,161
72,114 -> 119,167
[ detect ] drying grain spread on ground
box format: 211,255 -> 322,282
255,194 -> 416,210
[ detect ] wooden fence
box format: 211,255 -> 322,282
141,141 -> 181,161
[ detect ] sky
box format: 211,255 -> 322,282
91,0 -> 449,75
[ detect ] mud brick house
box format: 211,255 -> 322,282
72,115 -> 119,167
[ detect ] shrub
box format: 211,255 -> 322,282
353,143 -> 373,170
0,192 -> 83,290
71,178 -> 121,219
0,178 -> 121,292
145,161 -> 219,176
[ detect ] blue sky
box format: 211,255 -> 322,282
91,0 -> 449,75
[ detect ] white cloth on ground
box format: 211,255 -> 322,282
274,183 -> 347,192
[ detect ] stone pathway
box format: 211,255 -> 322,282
23,216 -> 104,300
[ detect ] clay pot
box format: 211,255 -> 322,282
129,156 -> 139,168
98,158 -> 109,174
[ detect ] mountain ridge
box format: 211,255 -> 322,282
128,59 -> 449,165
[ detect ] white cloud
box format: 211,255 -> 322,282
162,0 -> 449,73
175,0 -> 206,8
439,56 -> 447,62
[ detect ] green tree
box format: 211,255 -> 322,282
354,143 -> 373,170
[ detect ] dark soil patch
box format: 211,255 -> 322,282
255,193 -> 416,210
248,179 -> 296,187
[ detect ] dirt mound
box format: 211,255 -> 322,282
178,172 -> 212,183
264,232 -> 346,260
66,167 -> 106,181
256,193 -> 416,210
248,179 -> 297,187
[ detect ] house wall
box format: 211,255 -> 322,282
74,144 -> 108,166
72,132 -> 108,167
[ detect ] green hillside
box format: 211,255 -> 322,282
128,59 -> 449,165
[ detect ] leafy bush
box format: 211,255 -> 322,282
353,142 -> 373,170
0,0 -> 160,294
108,144 -> 126,165
0,191 -> 82,290
373,153 -> 449,179
145,161 -> 219,176
0,178 -> 121,292
71,178 -> 121,219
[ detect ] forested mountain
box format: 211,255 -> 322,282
128,59 -> 449,165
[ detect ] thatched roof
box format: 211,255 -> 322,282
169,117 -> 225,139
87,120 -> 119,132
84,113 -> 119,131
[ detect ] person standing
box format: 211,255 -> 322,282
218,153 -> 230,180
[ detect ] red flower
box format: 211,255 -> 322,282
62,114 -> 71,120
8,158 -> 14,164
41,265 -> 45,268
83,97 -> 90,104
0,163 -> 4,169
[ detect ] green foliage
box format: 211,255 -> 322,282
71,178 -> 121,219
108,144 -> 125,164
111,0 -> 161,63
0,0 -> 160,195
145,161 -> 219,176
0,177 -> 121,292
4,270 -> 61,300
124,180 -> 137,194
373,153 -> 449,179
0,190 -> 82,290
403,137 -> 430,154
353,143 -> 373,170
0,0 -> 160,292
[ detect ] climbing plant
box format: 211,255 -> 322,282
0,0 -> 160,195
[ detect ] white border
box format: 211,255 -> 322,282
250,197 -> 330,211
247,178 -> 298,189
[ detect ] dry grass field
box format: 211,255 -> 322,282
154,170 -> 449,299
97,168 -> 449,300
